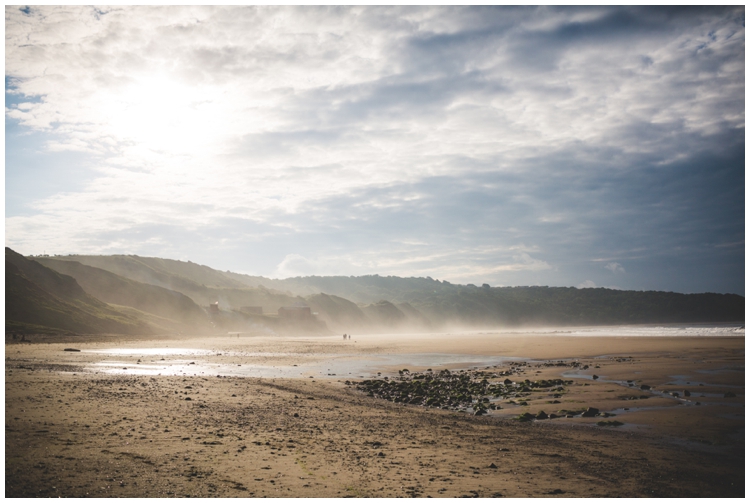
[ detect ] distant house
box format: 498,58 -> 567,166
240,306 -> 263,315
208,302 -> 220,314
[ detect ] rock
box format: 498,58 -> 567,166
488,463 -> 498,469
474,409 -> 487,416
683,390 -> 691,397
293,413 -> 299,418
549,413 -> 558,419
377,452 -> 385,457
592,375 -> 599,380
535,411 -> 548,420
63,348 -> 81,352
640,384 -> 651,390
581,407 -> 599,418
517,412 -> 535,422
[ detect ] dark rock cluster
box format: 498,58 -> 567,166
346,368 -> 572,415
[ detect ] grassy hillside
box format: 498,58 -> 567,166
304,293 -> 370,331
397,302 -> 434,329
37,253 -> 745,328
47,254 -> 305,314
403,285 -> 746,326
35,258 -> 209,329
361,300 -> 408,328
225,275 -> 745,325
5,248 -> 154,335
47,254 -> 246,290
216,274 -> 457,303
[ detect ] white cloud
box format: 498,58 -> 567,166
578,280 -> 597,289
274,254 -> 320,277
4,7 -> 745,293
605,262 -> 625,274
7,8 -> 743,196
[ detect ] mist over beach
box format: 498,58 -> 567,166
5,6 -> 745,498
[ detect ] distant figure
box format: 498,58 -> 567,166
343,333 -> 347,340
348,334 -> 351,340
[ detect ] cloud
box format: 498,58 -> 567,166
578,280 -> 597,289
4,6 -> 745,294
605,262 -> 625,274
511,253 -> 552,272
7,7 -> 743,172
274,254 -> 320,277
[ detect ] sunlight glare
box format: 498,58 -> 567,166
107,74 -> 221,156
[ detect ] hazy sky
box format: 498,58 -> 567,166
5,6 -> 745,294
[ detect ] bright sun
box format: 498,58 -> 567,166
105,75 -> 220,156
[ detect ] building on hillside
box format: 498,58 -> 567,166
208,302 -> 220,314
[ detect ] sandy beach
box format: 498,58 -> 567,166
5,328 -> 744,497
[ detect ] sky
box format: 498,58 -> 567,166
5,6 -> 746,295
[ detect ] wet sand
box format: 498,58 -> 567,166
5,331 -> 745,497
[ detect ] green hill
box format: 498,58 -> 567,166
304,293 -> 370,331
35,258 -> 210,329
5,248 -> 153,335
397,302 -> 434,329
47,254 -> 304,314
230,275 -> 745,326
361,300 -> 408,328
39,253 -> 744,328
46,254 -> 245,290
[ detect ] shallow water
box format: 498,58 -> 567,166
560,370 -> 744,406
553,324 -> 744,337
85,348 -> 214,356
86,352 -> 527,379
665,375 -> 744,389
499,324 -> 745,338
